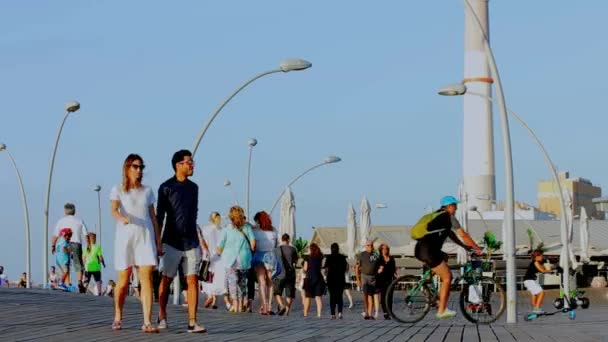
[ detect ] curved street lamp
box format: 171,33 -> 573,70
269,155 -> 341,215
43,100 -> 81,287
439,82 -> 571,305
437,0 -> 518,322
246,138 -> 258,219
0,143 -> 31,288
191,59 -> 312,156
93,185 -> 102,246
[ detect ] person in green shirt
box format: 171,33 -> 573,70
83,233 -> 106,295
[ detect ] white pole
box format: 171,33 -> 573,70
467,91 -> 571,306
1,147 -> 31,288
246,139 -> 257,219
463,0 -> 517,323
43,110 -> 72,288
96,187 -> 102,246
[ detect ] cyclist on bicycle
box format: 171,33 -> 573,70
414,195 -> 481,319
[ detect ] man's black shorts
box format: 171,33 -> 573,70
414,242 -> 448,268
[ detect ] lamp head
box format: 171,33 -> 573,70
438,84 -> 467,96
0,143 -> 5,152
248,138 -> 258,147
93,185 -> 101,192
224,179 -> 232,187
324,156 -> 341,164
280,59 -> 312,72
65,101 -> 81,113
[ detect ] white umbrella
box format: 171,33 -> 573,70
456,182 -> 469,265
346,204 -> 357,260
359,196 -> 372,249
579,206 -> 590,263
278,187 -> 296,240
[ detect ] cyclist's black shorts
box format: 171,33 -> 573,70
414,242 -> 448,268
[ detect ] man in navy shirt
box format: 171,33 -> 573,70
157,150 -> 206,333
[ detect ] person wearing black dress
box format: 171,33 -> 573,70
303,243 -> 325,318
376,243 -> 397,319
324,243 -> 349,319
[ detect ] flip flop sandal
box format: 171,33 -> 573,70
112,321 -> 122,331
141,324 -> 160,333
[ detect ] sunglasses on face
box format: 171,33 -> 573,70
131,164 -> 146,170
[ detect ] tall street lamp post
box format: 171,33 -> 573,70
246,138 -> 258,219
93,185 -> 102,246
43,101 -> 81,287
0,143 -> 31,288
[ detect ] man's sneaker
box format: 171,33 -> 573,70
187,323 -> 207,333
436,309 -> 457,319
533,307 -> 545,314
157,319 -> 168,330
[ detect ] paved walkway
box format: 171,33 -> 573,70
1,288 -> 607,341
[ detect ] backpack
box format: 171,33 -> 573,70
410,210 -> 446,240
271,247 -> 285,280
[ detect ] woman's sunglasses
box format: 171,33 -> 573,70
131,164 -> 146,170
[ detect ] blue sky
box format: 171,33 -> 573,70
1,1 -> 607,282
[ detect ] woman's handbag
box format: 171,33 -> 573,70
198,259 -> 211,282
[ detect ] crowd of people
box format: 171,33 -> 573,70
37,149 -> 490,335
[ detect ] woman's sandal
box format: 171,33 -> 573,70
111,321 -> 122,331
141,324 -> 160,333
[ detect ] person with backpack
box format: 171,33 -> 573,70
411,196 -> 481,319
273,233 -> 298,316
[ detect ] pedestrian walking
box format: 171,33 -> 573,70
324,243 -> 348,319
110,154 -> 162,333
303,243 -> 325,318
51,203 -> 88,292
217,206 -> 256,313
157,150 -> 206,333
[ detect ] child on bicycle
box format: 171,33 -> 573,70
523,249 -> 553,314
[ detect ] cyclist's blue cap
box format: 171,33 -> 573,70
440,196 -> 459,207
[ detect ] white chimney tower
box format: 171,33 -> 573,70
463,0 -> 495,211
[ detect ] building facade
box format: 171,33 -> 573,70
538,171 -> 603,219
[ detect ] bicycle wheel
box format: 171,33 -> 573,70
459,277 -> 505,324
386,275 -> 432,323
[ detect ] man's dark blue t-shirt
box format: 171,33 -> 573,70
157,176 -> 200,251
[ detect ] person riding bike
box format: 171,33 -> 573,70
413,196 -> 481,319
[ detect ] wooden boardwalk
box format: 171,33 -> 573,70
1,288 -> 607,341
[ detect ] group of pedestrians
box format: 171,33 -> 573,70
44,148 -> 405,334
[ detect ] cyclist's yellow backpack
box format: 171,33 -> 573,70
410,210 -> 445,240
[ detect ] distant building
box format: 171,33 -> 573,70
538,171 -> 603,219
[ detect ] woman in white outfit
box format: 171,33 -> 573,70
200,212 -> 230,310
110,154 -> 162,333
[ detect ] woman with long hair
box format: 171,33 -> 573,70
252,211 -> 279,315
324,243 -> 348,319
83,232 -> 105,296
303,243 -> 325,318
201,212 -> 230,310
110,154 -> 162,333
376,243 -> 396,319
217,206 -> 256,313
